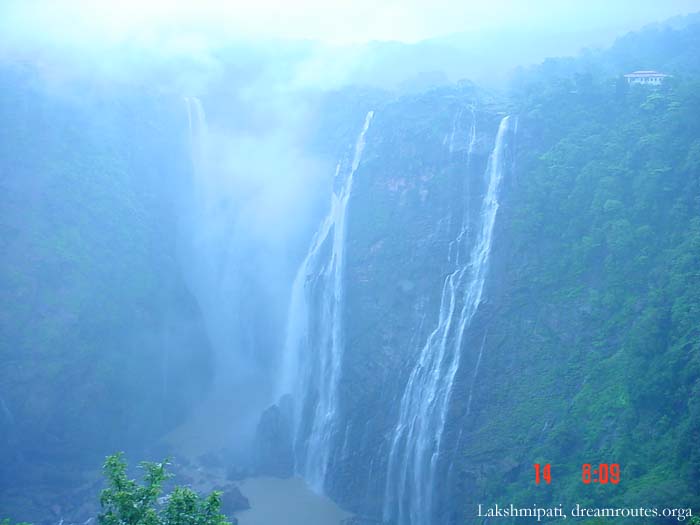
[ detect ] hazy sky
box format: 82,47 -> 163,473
2,0 -> 700,50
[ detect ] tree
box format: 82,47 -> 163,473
99,453 -> 230,525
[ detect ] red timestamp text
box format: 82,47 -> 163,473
582,463 -> 620,484
533,463 -> 621,485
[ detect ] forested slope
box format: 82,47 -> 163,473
446,19 -> 700,523
0,66 -> 213,521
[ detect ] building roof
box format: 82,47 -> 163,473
624,70 -> 671,78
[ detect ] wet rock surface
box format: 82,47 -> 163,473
252,400 -> 294,478
216,483 -> 251,513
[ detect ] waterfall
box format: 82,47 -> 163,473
466,335 -> 487,416
184,97 -> 207,150
0,396 -> 14,427
183,96 -> 208,181
280,111 -> 374,492
383,115 -> 512,525
447,109 -> 463,154
181,95 -> 229,371
183,95 -> 216,245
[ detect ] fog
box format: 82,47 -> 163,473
4,1 -> 700,87
1,1 -> 699,523
4,0 -> 700,45
2,0 -> 699,467
2,0 -> 698,446
175,89 -> 332,455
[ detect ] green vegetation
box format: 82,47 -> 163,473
99,453 -> 230,525
1,454 -> 234,525
1,13 -> 699,525
512,63 -> 699,507
454,21 -> 700,523
0,65 -> 213,486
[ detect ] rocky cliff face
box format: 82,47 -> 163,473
342,96 -> 504,516
289,55 -> 699,523
283,85 -> 511,522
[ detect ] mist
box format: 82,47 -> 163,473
1,1 -> 700,524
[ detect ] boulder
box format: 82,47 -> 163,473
215,484 -> 251,514
252,397 -> 294,477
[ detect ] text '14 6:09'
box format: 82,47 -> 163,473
534,464 -> 621,484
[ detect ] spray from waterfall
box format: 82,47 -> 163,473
383,114 -> 512,525
280,111 -> 374,493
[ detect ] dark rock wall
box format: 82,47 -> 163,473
321,87 -> 505,518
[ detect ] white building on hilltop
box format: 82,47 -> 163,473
624,70 -> 671,85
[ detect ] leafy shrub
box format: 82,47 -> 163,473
99,453 -> 230,525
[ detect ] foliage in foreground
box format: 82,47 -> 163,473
99,453 -> 230,525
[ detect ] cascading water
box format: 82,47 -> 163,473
466,335 -> 487,417
0,396 -> 14,427
280,111 -> 374,493
447,108 -> 463,154
180,96 -> 268,451
383,114 -> 512,525
184,97 -> 207,157
183,96 -> 210,201
182,95 -> 235,383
